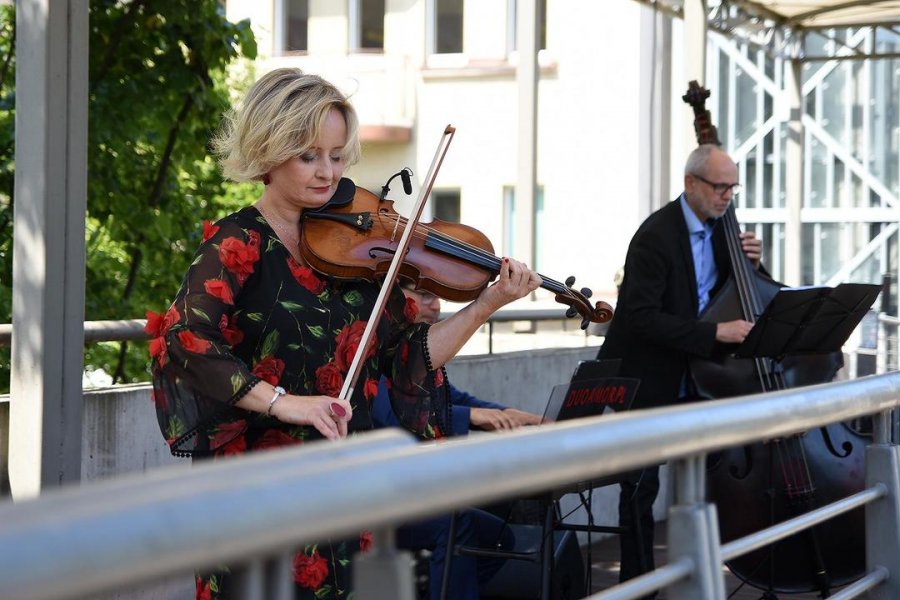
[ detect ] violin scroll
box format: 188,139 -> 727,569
556,275 -> 613,329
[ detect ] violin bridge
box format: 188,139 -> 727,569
306,211 -> 373,232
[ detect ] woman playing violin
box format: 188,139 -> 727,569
147,67 -> 541,600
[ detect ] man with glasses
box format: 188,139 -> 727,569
595,144 -> 762,595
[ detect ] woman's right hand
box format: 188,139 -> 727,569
271,395 -> 353,440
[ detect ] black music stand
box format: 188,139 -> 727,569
541,359 -> 635,423
734,283 -> 882,360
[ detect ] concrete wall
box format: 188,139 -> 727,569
446,346 -> 597,415
80,384 -> 183,480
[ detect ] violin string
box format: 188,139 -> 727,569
381,213 -> 496,262
383,213 -> 572,295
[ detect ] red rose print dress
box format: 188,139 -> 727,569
149,205 -> 449,599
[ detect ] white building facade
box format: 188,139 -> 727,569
226,0 -> 663,307
225,0 -> 900,315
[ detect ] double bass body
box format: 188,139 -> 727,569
694,270 -> 867,592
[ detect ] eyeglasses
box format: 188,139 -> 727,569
691,173 -> 742,197
403,287 -> 439,305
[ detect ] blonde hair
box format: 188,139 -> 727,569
213,68 -> 361,182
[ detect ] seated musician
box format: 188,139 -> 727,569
374,282 -> 543,434
372,281 -> 542,599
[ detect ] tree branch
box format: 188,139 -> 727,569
148,92 -> 194,208
92,0 -> 149,89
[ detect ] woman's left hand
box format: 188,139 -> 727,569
425,257 -> 541,369
477,257 -> 542,313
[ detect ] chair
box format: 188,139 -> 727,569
439,360 -> 645,600
439,474 -> 645,600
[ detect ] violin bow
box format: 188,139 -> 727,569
338,125 -> 457,402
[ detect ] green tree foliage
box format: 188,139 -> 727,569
0,1 -> 259,390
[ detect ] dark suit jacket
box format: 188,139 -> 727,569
597,198 -> 731,410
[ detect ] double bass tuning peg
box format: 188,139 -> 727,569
565,275 -> 576,287
565,307 -> 578,319
581,287 -> 592,299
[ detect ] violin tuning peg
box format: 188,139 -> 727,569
565,276 -> 576,287
580,287 -> 593,298
565,307 -> 578,319
580,318 -> 590,330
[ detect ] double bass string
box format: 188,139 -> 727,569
723,207 -> 770,392
722,205 -> 815,497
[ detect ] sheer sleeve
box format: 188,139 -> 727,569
379,291 -> 451,439
149,218 -> 263,456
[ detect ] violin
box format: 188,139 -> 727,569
299,177 -> 613,329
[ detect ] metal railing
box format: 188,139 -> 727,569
0,307 -> 603,355
1,372 -> 899,599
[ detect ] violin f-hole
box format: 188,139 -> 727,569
368,246 -> 398,260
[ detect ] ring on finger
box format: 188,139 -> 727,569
329,401 -> 347,420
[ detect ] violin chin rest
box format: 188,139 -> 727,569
310,177 -> 357,212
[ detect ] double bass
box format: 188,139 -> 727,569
683,82 -> 868,596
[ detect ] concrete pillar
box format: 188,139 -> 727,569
515,0 -> 538,268
682,0 -> 707,156
10,0 -> 88,498
639,6 -> 672,217
784,59 -> 804,287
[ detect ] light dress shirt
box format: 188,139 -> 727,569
679,194 -> 718,400
679,194 -> 718,316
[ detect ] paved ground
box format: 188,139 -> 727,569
587,522 -> 845,599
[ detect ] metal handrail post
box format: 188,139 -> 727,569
865,409 -> 900,600
354,527 -> 416,600
267,554 -> 295,600
667,455 -> 726,600
233,558 -> 265,600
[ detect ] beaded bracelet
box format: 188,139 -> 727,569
267,386 -> 286,417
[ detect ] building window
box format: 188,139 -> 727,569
282,0 -> 308,53
350,0 -> 385,51
503,185 -> 544,269
432,189 -> 461,223
508,0 -> 547,54
433,0 -> 464,54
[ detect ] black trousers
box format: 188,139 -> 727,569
618,466 -> 660,583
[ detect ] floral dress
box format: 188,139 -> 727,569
148,202 -> 449,600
